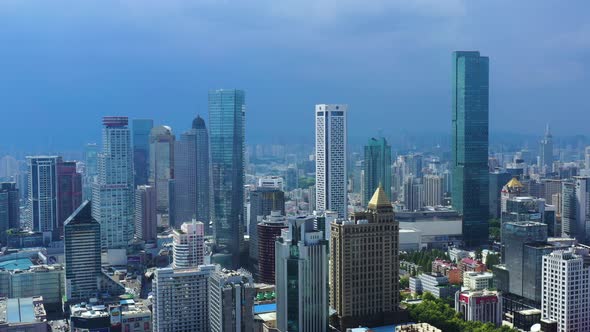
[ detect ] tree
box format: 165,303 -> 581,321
400,276 -> 410,289
485,253 -> 500,268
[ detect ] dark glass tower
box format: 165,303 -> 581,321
363,137 -> 392,206
0,182 -> 19,245
209,89 -> 245,268
132,119 -> 154,186
452,51 -> 490,247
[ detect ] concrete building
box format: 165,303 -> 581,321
561,176 -> 590,245
463,272 -> 494,291
276,216 -> 328,332
0,263 -> 64,308
423,175 -> 443,207
249,188 -> 286,266
172,220 -> 205,268
315,104 -> 348,219
256,211 -> 288,284
116,299 -> 153,332
149,125 -> 175,217
541,248 -> 590,332
258,176 -> 284,190
69,301 -> 111,331
0,296 -> 47,332
0,183 -> 19,245
403,176 -> 423,211
489,171 -> 512,219
152,265 -> 217,332
64,201 -> 101,302
135,185 -> 157,242
455,290 -> 502,326
396,208 -> 463,249
26,156 -> 59,238
409,273 -> 460,299
208,268 -> 255,332
501,177 -> 525,214
330,186 -> 400,330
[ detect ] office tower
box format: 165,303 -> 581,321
285,166 -> 298,191
403,176 -> 423,211
276,216 -> 329,332
173,116 -> 212,229
585,146 -> 590,171
132,119 -> 153,186
501,221 -> 547,299
455,290 -> 502,326
315,104 -> 348,219
248,188 -> 285,265
256,211 -> 288,284
208,268 -> 255,332
451,51 -> 490,247
330,186 -> 400,330
92,116 -> 134,249
541,248 -> 590,332
489,171 -> 511,219
134,185 -> 157,242
423,174 -> 443,207
153,265 -> 216,332
502,196 -> 546,224
442,169 -> 452,195
149,125 -> 175,216
209,89 -> 246,268
407,153 -> 423,179
57,160 -> 82,239
0,182 -> 19,244
172,220 -> 205,268
539,125 -> 553,174
501,177 -> 524,214
64,201 -> 101,302
363,137 -> 392,206
561,176 -> 590,244
26,156 -> 59,236
83,143 -> 99,201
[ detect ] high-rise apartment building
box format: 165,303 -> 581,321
256,211 -> 288,284
152,265 -> 216,332
276,216 -> 329,332
363,137 -> 392,207
248,187 -> 285,265
541,248 -> 590,332
149,125 -> 175,216
57,160 -> 82,239
451,51 -> 490,247
209,89 -> 246,268
27,156 -> 59,237
330,186 -> 400,330
172,220 -> 205,268
539,125 -> 553,174
561,176 -> 590,244
315,104 -> 348,219
92,116 -> 134,249
132,119 -> 154,186
0,182 -> 19,244
173,116 -> 211,229
423,174 -> 443,207
134,185 -> 157,242
208,268 -> 255,332
64,201 -> 101,302
403,176 -> 423,211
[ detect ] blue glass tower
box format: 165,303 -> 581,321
363,137 -> 392,206
209,89 -> 245,268
132,119 -> 153,186
452,51 -> 490,247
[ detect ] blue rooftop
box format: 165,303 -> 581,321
0,258 -> 33,271
6,298 -> 35,323
254,303 -> 276,314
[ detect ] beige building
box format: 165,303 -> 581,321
330,186 -> 401,330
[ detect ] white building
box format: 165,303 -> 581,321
455,290 -> 502,326
403,176 -> 423,211
463,272 -> 494,291
541,248 -> 590,332
315,104 -> 347,219
423,174 -> 443,207
208,268 -> 255,332
172,220 -> 205,268
92,117 -> 134,249
258,176 -> 284,190
276,216 -> 328,332
26,156 -> 59,235
152,265 -> 217,332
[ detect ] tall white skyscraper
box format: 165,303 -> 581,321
541,248 -> 590,332
92,117 -> 134,249
562,176 -> 590,245
423,174 -> 443,207
172,220 -> 205,268
276,216 -> 329,332
315,104 -> 347,219
26,156 -> 59,235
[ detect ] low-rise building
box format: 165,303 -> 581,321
396,208 -> 462,249
0,296 -> 47,332
455,290 -> 502,326
395,323 -> 442,332
0,262 -> 64,309
463,272 -> 494,291
431,259 -> 461,284
409,273 -> 460,298
448,248 -> 470,263
458,258 -> 486,278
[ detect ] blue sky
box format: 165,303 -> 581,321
0,0 -> 588,153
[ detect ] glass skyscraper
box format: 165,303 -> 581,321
132,119 -> 154,186
209,89 -> 245,268
451,51 -> 490,246
363,137 -> 392,206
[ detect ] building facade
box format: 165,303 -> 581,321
539,125 -> 553,174
208,268 -> 255,332
134,185 -> 157,242
257,211 -> 288,284
363,137 -> 392,207
451,51 -> 490,246
149,125 -> 175,216
132,119 -> 154,186
315,104 -> 348,219
423,175 -> 443,207
561,177 -> 590,245
0,182 -> 19,244
27,156 -> 59,237
172,221 -> 205,268
455,290 -> 502,326
56,160 -> 82,239
249,188 -> 286,265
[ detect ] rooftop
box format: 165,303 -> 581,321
0,258 -> 33,271
368,185 -> 391,209
0,297 -> 46,324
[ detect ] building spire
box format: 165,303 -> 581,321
545,123 -> 552,138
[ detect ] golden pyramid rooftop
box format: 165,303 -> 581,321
368,185 -> 391,209
505,177 -> 524,188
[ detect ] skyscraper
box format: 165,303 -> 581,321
149,125 -> 175,217
489,171 -> 511,219
208,268 -> 255,332
134,185 -> 157,242
403,176 -> 423,211
0,182 -> 19,244
173,116 -> 212,229
363,137 -> 392,206
256,211 -> 288,284
132,119 -> 153,186
209,89 -> 246,268
92,116 -> 134,249
248,187 -> 285,266
423,174 -> 443,207
315,104 -> 348,219
27,156 -> 59,237
561,176 -> 590,244
172,220 -> 205,269
83,143 -> 98,201
451,51 -> 490,247
539,124 -> 553,174
276,216 -> 329,332
57,160 -> 82,239
330,186 -> 400,330
64,201 -> 101,302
